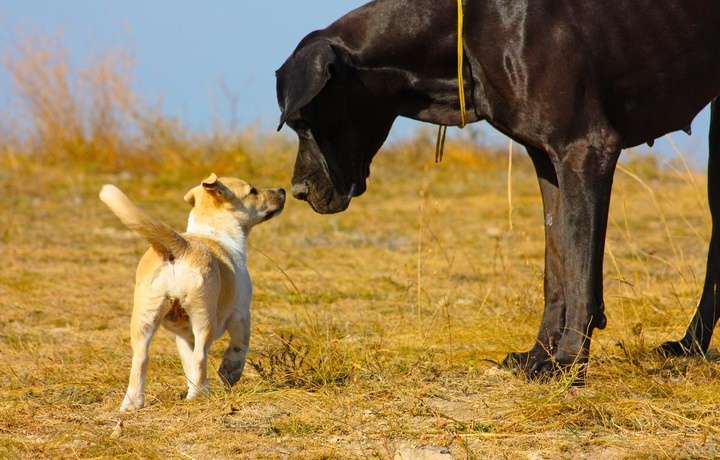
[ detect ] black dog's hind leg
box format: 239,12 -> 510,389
660,100 -> 720,356
503,146 -> 566,375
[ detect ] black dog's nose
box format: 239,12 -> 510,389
292,183 -> 309,201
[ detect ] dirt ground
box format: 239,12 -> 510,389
1,148 -> 719,459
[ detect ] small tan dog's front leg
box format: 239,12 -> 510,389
120,309 -> 162,412
218,312 -> 251,387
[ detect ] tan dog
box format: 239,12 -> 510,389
100,174 -> 285,411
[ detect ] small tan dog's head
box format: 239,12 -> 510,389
184,173 -> 285,233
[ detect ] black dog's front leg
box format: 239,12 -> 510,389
544,133 -> 620,378
503,146 -> 566,376
505,132 -> 621,380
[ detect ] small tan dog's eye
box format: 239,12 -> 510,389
249,187 -> 258,196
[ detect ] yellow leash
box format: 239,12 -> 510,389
457,0 -> 467,128
436,0 -> 466,163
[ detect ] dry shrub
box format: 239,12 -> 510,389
0,29 -> 294,180
249,332 -> 355,389
3,31 -> 137,167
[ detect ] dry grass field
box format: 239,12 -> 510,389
1,34 -> 720,459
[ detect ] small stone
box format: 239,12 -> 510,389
110,420 -> 123,439
394,445 -> 453,460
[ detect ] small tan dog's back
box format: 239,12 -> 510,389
100,174 -> 285,411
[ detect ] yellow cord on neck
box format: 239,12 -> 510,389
457,0 -> 467,128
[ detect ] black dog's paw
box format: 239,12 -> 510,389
656,339 -> 703,358
218,359 -> 246,387
501,351 -> 529,375
501,349 -> 587,385
535,355 -> 588,386
501,348 -> 550,378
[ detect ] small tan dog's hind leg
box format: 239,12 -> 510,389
120,294 -> 165,412
182,307 -> 217,399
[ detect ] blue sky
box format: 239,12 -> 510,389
0,0 -> 711,163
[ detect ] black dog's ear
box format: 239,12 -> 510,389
276,40 -> 349,130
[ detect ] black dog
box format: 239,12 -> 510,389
276,0 -> 720,378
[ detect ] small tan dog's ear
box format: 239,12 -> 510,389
202,173 -> 219,187
184,189 -> 196,206
202,173 -> 235,202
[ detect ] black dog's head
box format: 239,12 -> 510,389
276,36 -> 397,214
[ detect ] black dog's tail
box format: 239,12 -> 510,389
99,185 -> 189,259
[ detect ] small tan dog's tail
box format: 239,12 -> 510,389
100,185 -> 188,259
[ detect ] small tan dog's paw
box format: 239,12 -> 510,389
119,393 -> 144,412
185,381 -> 210,400
218,358 -> 246,387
